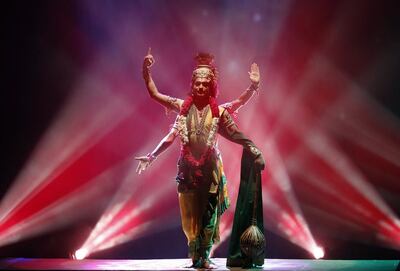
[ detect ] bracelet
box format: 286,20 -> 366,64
248,145 -> 261,158
142,68 -> 151,81
146,153 -> 157,162
247,82 -> 260,93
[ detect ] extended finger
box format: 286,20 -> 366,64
134,156 -> 148,161
147,47 -> 152,55
139,164 -> 145,175
136,162 -> 141,174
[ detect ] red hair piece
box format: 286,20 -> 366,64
180,96 -> 193,116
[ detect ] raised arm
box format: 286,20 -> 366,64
142,48 -> 183,113
222,63 -> 261,114
218,109 -> 265,170
135,127 -> 178,174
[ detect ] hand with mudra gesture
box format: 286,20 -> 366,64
134,155 -> 152,175
143,47 -> 155,69
248,63 -> 260,85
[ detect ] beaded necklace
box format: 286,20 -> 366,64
176,96 -> 219,168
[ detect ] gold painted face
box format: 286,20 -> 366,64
192,77 -> 211,98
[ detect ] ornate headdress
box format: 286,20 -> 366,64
192,53 -> 217,80
191,53 -> 218,98
180,52 -> 220,116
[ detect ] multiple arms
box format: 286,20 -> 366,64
138,50 -> 265,172
142,48 -> 182,113
218,64 -> 264,169
135,110 -> 265,174
143,48 -> 262,115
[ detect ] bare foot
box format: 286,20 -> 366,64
202,259 -> 217,269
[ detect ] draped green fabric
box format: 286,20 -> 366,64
227,148 -> 265,267
219,175 -> 230,214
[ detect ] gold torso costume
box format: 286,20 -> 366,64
173,105 -> 229,262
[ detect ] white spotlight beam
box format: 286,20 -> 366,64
0,77 -> 135,223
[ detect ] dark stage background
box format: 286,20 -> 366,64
2,0 -> 400,260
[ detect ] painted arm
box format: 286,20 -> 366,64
142,48 -> 182,113
222,63 -> 261,114
218,109 -> 265,170
135,127 -> 178,174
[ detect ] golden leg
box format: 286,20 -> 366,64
178,192 -> 201,243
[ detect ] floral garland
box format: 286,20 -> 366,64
182,146 -> 214,168
177,115 -> 189,145
176,96 -> 220,168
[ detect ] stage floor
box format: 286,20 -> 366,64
0,258 -> 398,270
